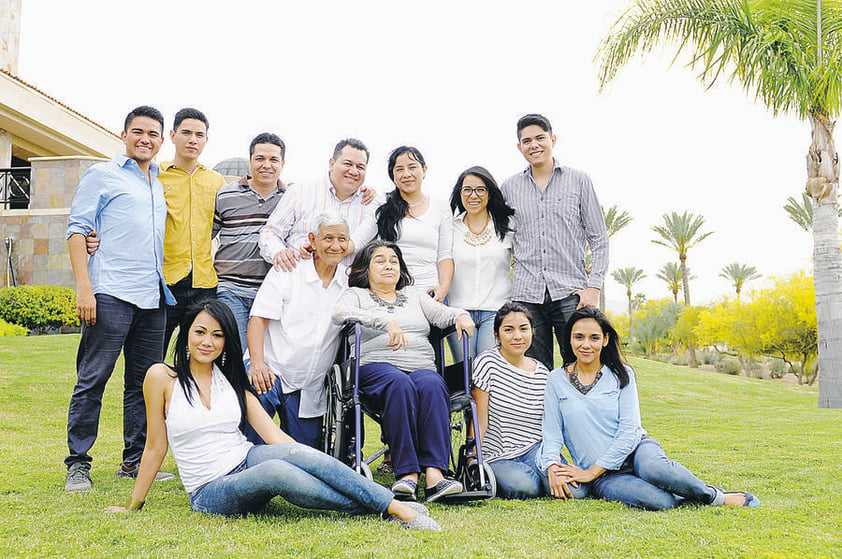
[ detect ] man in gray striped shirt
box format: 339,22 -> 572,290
214,132 -> 288,352
500,114 -> 609,371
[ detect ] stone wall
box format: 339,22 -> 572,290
1,156 -> 106,288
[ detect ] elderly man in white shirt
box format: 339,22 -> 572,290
245,209 -> 351,448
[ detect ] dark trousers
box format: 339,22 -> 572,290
518,290 -> 580,371
164,273 -> 216,359
65,294 -> 165,468
246,384 -> 323,449
359,363 -> 450,479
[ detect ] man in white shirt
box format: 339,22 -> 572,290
258,138 -> 377,271
246,209 -> 351,448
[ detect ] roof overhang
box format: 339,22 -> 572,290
0,69 -> 122,160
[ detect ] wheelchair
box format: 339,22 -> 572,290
322,320 -> 496,502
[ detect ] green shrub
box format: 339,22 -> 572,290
668,353 -> 689,366
769,358 -> 789,379
0,285 -> 78,332
0,318 -> 28,337
714,357 -> 741,375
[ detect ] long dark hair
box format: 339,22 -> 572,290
172,300 -> 255,431
348,239 -> 414,290
376,146 -> 426,242
449,166 -> 514,241
561,306 -> 630,388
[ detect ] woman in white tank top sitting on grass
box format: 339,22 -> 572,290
105,300 -> 440,531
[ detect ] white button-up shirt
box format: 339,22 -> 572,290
448,215 -> 513,311
248,259 -> 348,417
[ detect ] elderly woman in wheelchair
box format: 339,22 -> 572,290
333,240 -> 474,502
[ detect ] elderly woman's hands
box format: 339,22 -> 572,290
454,313 -> 475,340
386,320 -> 408,351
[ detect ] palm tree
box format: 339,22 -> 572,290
784,192 -> 842,231
720,262 -> 762,302
612,266 -> 646,342
651,211 -> 711,367
656,262 -> 683,303
590,205 -> 634,311
597,0 -> 842,407
651,211 -> 712,306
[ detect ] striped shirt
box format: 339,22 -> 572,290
472,348 -> 549,462
258,175 -> 377,267
500,159 -> 608,303
213,177 -> 286,297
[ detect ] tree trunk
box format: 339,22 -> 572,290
627,288 -> 633,344
679,254 -> 699,367
808,113 -> 842,408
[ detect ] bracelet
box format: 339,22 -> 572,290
125,498 -> 145,511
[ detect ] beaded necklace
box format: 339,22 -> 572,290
368,290 -> 408,313
568,362 -> 603,395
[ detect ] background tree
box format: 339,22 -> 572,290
784,192 -> 842,231
720,262 -> 762,303
612,266 -> 646,342
651,211 -> 712,367
597,0 -> 842,406
591,204 -> 633,311
657,262 -> 684,303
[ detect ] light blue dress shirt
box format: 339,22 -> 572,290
539,364 -> 645,472
66,154 -> 174,309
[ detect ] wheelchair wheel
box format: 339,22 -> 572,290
356,461 -> 373,481
467,462 -> 496,500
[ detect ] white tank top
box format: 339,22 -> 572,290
166,365 -> 253,493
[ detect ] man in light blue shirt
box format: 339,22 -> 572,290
64,106 -> 176,493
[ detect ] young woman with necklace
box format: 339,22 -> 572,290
448,166 -> 514,359
539,306 -> 760,510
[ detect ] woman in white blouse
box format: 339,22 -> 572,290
375,146 -> 454,302
448,166 -> 514,358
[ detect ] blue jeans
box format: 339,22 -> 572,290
448,309 -> 497,362
66,294 -> 165,468
216,288 -> 253,355
246,384 -> 322,449
589,437 -> 719,510
491,443 -> 588,500
519,291 -> 580,371
189,442 -> 394,517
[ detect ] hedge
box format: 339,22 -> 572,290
0,285 -> 79,332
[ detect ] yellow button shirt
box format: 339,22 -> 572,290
160,161 -> 225,287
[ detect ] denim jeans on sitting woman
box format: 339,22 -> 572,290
588,436 -> 721,510
448,309 -> 497,362
491,443 -> 588,500
189,442 -> 395,517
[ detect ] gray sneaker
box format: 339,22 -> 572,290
65,463 -> 92,493
390,512 -> 442,532
117,464 -> 175,481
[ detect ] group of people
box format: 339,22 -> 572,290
62,106 -> 757,532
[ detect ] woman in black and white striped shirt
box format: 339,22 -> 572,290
472,302 -> 550,499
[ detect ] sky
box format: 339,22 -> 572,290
17,0 -> 820,312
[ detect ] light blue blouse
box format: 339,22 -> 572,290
539,364 -> 645,472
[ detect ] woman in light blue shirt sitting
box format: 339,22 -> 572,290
539,307 -> 760,510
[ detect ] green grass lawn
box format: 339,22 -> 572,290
1,335 -> 839,558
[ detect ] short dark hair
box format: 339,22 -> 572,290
123,105 -> 164,133
516,113 -> 553,140
249,132 -> 286,159
333,138 -> 370,163
493,301 -> 534,335
173,107 -> 209,131
348,239 -> 414,290
561,306 -> 630,388
449,165 -> 515,241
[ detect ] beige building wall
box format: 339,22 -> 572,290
2,156 -> 105,287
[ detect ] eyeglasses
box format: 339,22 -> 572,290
461,186 -> 488,197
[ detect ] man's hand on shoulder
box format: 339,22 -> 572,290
576,287 -> 600,309
360,185 -> 377,205
272,248 -> 301,272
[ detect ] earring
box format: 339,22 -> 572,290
185,347 -> 190,361
221,352 -> 227,367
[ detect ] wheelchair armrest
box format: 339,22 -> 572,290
341,319 -> 361,338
